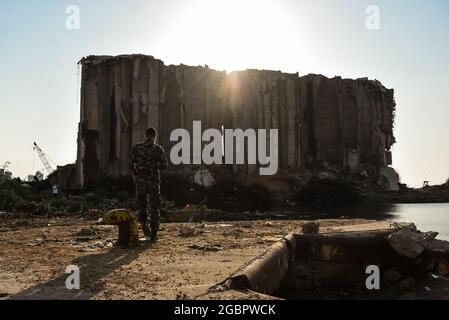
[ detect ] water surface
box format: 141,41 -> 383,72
302,203 -> 449,241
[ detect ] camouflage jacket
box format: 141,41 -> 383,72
130,140 -> 168,182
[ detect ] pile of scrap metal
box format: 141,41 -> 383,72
219,223 -> 449,299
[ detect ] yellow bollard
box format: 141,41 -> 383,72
104,209 -> 140,247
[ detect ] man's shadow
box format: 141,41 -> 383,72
10,243 -> 150,300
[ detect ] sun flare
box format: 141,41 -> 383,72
157,0 -> 304,72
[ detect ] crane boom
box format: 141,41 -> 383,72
33,142 -> 54,175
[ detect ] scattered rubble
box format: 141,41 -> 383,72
225,225 -> 449,300
388,226 -> 439,258
180,226 -> 197,237
76,227 -> 99,237
301,222 -> 320,234
188,244 -> 222,252
2,215 -> 449,300
226,228 -> 243,239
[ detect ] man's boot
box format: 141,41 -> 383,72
150,209 -> 160,243
150,221 -> 159,242
141,221 -> 151,238
138,212 -> 151,238
150,229 -> 158,243
150,220 -> 158,242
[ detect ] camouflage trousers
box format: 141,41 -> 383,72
135,177 -> 161,232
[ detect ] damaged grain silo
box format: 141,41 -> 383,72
73,54 -> 396,193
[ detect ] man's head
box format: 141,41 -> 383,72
146,127 -> 157,142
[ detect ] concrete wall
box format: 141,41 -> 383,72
75,55 -> 395,188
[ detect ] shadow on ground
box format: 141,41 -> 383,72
10,243 -> 150,300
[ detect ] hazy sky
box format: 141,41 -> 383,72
0,0 -> 448,187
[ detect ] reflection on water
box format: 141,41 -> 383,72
302,203 -> 449,241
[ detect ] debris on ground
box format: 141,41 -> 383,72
225,228 -> 243,239
6,216 -> 363,299
236,221 -> 254,228
2,216 -> 449,300
261,237 -> 283,242
188,244 -> 222,252
74,227 -> 101,242
76,227 -> 99,237
302,222 -> 320,234
180,226 -> 196,237
25,239 -> 46,247
388,226 -> 439,258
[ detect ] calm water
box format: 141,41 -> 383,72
390,203 -> 449,241
302,203 -> 449,241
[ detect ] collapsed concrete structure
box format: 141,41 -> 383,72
74,55 -> 396,190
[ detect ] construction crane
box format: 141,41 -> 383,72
33,142 -> 55,176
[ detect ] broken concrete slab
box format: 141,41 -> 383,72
388,228 -> 439,258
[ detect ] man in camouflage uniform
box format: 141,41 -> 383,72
130,127 -> 168,242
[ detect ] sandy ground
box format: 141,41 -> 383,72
0,216 -> 394,300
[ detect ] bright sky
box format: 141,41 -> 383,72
0,0 -> 448,187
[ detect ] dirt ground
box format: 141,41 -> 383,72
0,216 -> 394,300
